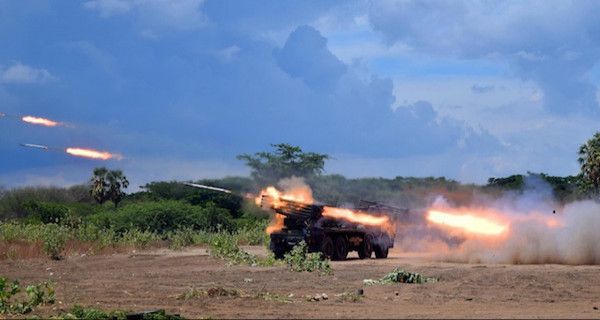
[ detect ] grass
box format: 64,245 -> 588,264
0,219 -> 270,260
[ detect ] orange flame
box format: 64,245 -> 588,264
322,206 -> 395,235
426,209 -> 508,236
266,214 -> 286,234
322,206 -> 389,226
257,185 -> 314,234
65,147 -> 120,160
255,185 -> 314,208
22,115 -> 59,127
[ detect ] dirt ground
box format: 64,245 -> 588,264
1,245 -> 600,319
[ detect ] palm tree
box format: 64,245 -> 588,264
89,167 -> 129,207
107,170 -> 129,208
578,132 -> 600,197
89,167 -> 109,204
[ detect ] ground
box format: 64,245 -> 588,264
1,246 -> 599,319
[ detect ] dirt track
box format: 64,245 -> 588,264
1,246 -> 600,319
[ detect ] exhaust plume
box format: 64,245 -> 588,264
65,147 -> 121,160
21,115 -> 61,127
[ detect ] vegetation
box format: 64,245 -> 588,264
283,241 -> 332,275
62,305 -> 182,319
237,143 -> 329,185
578,131 -> 600,197
0,277 -> 55,314
363,267 -> 437,285
89,167 -> 129,207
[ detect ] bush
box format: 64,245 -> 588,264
23,201 -> 69,224
0,277 -> 55,314
89,201 -> 235,234
42,224 -> 68,260
0,185 -> 93,220
283,241 -> 332,275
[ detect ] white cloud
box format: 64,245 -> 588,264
83,0 -> 132,17
217,45 -> 241,63
0,63 -> 56,84
83,0 -> 208,31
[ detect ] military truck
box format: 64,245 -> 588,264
261,196 -> 408,260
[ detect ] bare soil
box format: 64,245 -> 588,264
1,246 -> 599,319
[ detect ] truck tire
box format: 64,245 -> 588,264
321,236 -> 334,259
333,236 -> 348,261
374,244 -> 389,259
358,234 -> 373,259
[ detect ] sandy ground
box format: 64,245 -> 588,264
1,245 -> 600,319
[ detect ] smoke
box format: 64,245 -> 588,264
277,176 -> 314,201
405,176 -> 600,265
444,200 -> 600,264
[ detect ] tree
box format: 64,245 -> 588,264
578,132 -> 600,197
237,143 -> 329,186
89,167 -> 109,204
89,167 -> 129,207
106,170 -> 129,208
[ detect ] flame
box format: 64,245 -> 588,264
427,209 -> 508,236
323,206 -> 395,235
257,185 -> 314,234
22,115 -> 60,127
65,147 -> 120,160
255,185 -> 314,208
322,206 -> 389,226
266,214 -> 285,234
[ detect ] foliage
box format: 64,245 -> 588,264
23,201 -> 69,224
168,228 -> 195,250
578,131 -> 600,197
283,241 -> 332,275
42,223 -> 68,260
64,305 -> 182,320
363,267 -> 437,285
139,181 -> 245,218
89,201 -> 235,234
0,277 -> 55,314
89,167 -> 129,207
208,232 -> 258,265
0,185 -> 93,220
237,143 -> 329,185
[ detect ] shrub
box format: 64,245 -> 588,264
283,241 -> 332,275
120,229 -> 161,248
89,201 -> 235,234
23,201 -> 69,224
0,277 -> 55,314
168,228 -> 195,250
209,232 -> 258,265
42,224 -> 68,260
363,267 -> 437,285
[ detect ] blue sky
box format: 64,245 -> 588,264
1,0 -> 599,189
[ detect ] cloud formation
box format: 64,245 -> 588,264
0,63 -> 55,84
369,0 -> 600,116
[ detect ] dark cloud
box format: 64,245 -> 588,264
274,25 -> 346,92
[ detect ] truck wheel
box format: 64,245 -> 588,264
273,248 -> 286,259
374,245 -> 389,259
333,236 -> 348,261
321,236 -> 334,259
358,234 -> 373,259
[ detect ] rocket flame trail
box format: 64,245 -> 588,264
21,115 -> 60,127
427,209 -> 508,236
65,147 -> 119,160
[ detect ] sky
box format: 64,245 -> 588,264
1,0 -> 599,189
